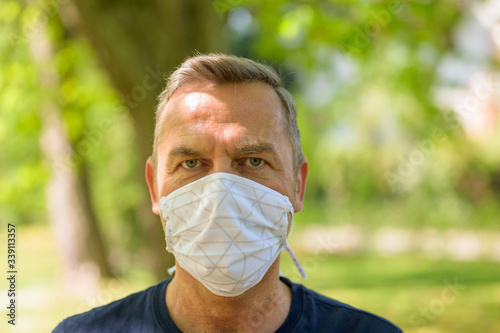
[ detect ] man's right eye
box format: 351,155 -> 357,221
180,159 -> 201,169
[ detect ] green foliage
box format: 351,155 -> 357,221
0,0 -> 144,260
1,0 -> 500,256
1,1 -> 47,225
225,0 -> 500,230
281,253 -> 500,333
2,1 -> 500,331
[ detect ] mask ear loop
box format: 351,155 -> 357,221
167,266 -> 176,276
282,203 -> 307,279
284,244 -> 308,279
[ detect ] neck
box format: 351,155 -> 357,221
165,257 -> 292,333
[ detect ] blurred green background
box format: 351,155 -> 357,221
1,0 -> 500,332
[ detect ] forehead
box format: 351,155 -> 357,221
156,81 -> 287,149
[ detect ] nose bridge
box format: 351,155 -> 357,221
211,152 -> 234,175
210,123 -> 239,175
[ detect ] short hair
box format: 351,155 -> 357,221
152,53 -> 303,174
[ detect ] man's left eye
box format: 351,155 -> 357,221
245,157 -> 264,167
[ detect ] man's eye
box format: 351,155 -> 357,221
181,159 -> 201,169
246,157 -> 264,167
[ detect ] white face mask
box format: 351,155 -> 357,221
159,172 -> 306,297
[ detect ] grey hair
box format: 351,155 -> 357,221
152,53 -> 303,174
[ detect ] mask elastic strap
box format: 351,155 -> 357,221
284,244 -> 308,279
167,265 -> 176,276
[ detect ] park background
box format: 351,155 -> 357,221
1,0 -> 500,332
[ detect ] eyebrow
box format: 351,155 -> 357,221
167,142 -> 278,161
234,142 -> 278,156
168,146 -> 203,160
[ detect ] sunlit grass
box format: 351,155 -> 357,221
2,225 -> 499,333
281,250 -> 500,333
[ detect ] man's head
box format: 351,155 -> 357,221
146,54 -> 308,222
152,54 -> 303,175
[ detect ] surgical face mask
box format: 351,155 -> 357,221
159,172 -> 307,297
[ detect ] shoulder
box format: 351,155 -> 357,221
281,277 -> 402,333
52,278 -> 171,333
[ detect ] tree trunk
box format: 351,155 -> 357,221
29,14 -> 113,294
65,0 -> 223,280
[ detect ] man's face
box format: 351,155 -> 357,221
146,81 -> 307,229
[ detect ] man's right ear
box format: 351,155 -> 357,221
145,157 -> 160,215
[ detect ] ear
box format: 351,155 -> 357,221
145,157 -> 160,215
293,156 -> 308,213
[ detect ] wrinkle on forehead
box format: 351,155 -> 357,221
155,82 -> 287,159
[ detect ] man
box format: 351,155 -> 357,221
53,54 -> 402,332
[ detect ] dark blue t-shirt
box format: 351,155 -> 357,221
53,277 -> 402,332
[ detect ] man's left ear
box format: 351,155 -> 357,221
294,157 -> 308,213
